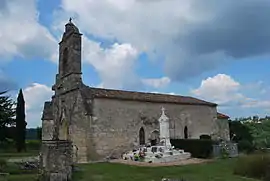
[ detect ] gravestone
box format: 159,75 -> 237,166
39,140 -> 73,181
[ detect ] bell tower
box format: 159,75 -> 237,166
53,18 -> 83,93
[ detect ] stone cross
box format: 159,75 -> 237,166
161,107 -> 165,115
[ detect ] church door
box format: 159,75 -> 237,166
139,127 -> 145,145
184,126 -> 188,139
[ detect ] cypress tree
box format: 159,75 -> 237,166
15,89 -> 27,152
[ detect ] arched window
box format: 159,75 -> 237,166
62,48 -> 68,74
139,127 -> 145,145
184,126 -> 188,139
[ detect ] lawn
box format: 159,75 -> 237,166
0,157 -> 261,181
72,159 -> 259,181
0,151 -> 39,159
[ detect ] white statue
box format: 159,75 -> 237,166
158,107 -> 171,148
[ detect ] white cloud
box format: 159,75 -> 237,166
23,83 -> 53,127
0,0 -> 57,62
191,74 -> 244,105
83,38 -> 140,89
151,91 -> 176,95
191,74 -> 270,109
54,0 -> 270,81
142,77 -> 171,88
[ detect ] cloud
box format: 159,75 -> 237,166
83,38 -> 141,89
54,0 -> 270,81
142,77 -> 171,88
191,74 -> 243,105
0,0 -> 57,62
23,83 -> 53,127
191,74 -> 270,109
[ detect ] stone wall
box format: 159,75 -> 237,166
42,119 -> 54,140
58,90 -> 89,163
216,118 -> 230,141
89,98 -> 218,159
40,140 -> 73,181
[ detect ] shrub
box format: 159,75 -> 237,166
234,153 -> 270,180
238,140 -> 254,153
171,139 -> 217,158
0,158 -> 7,172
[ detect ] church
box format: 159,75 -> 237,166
41,19 -> 230,163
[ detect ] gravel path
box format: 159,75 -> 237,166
109,158 -> 213,167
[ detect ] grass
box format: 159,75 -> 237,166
0,149 -> 262,181
0,149 -> 39,181
0,149 -> 39,159
72,159 -> 259,181
6,174 -> 38,181
0,151 -> 39,159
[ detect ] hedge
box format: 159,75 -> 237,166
171,139 -> 217,158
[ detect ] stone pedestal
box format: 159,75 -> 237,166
40,140 -> 73,181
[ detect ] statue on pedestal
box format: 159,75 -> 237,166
158,107 -> 172,148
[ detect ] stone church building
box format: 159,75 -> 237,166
41,20 -> 230,163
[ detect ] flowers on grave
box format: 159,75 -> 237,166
134,153 -> 139,161
219,140 -> 230,159
155,153 -> 163,159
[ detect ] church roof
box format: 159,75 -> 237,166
42,86 -> 217,120
217,112 -> 230,119
82,86 -> 217,106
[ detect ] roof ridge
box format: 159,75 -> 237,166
84,86 -> 217,107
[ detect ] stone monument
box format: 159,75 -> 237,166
122,107 -> 191,163
39,106 -> 74,181
158,107 -> 172,148
40,140 -> 73,181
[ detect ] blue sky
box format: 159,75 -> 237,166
1,0 -> 270,128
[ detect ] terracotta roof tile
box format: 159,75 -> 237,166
217,112 -> 230,119
42,87 -> 218,120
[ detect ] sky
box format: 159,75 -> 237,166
1,0 -> 270,128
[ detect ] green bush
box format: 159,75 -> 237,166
0,139 -> 15,152
171,139 -> 217,158
238,140 -> 254,153
234,153 -> 270,180
0,158 -> 7,172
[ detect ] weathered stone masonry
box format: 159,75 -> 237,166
41,20 -> 230,163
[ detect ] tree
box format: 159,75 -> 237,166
0,91 -> 15,142
36,127 -> 42,140
15,89 -> 27,152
